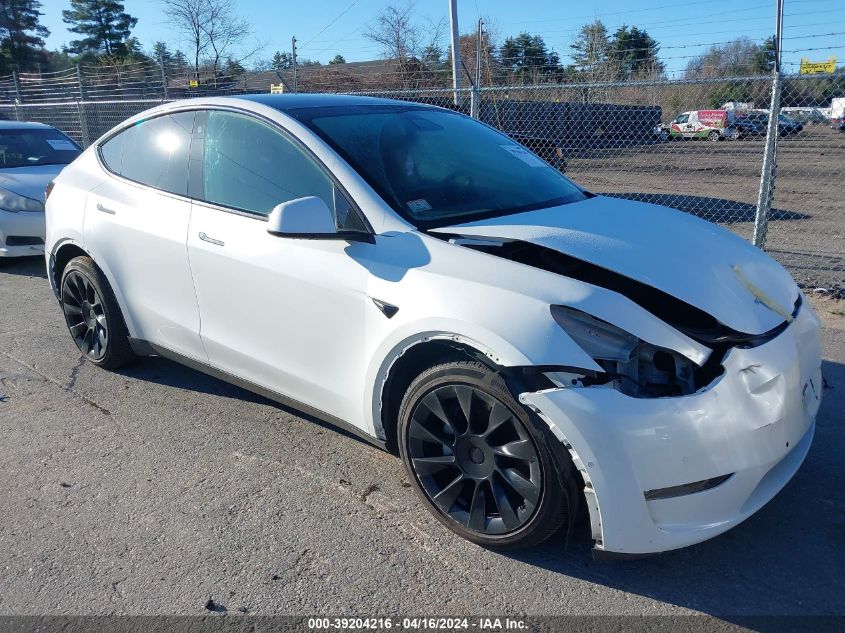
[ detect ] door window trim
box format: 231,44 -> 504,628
95,104 -> 374,236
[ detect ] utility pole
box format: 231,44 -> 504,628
448,0 -> 461,106
292,36 -> 298,94
752,0 -> 784,248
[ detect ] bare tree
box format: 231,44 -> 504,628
365,2 -> 448,88
161,0 -> 260,82
364,1 -> 423,64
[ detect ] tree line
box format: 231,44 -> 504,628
0,0 -> 840,101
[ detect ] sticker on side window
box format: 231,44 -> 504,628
501,144 -> 545,167
407,199 -> 432,212
46,139 -> 77,151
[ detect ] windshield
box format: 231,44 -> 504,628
291,105 -> 587,227
0,128 -> 81,168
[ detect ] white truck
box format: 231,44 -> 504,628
830,97 -> 845,127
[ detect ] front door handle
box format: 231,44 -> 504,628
96,203 -> 116,215
198,232 -> 225,247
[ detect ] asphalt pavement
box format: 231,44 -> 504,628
0,255 -> 843,621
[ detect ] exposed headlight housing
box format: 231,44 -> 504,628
550,305 -> 698,398
0,188 -> 45,213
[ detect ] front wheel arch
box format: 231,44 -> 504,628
379,339 -> 499,453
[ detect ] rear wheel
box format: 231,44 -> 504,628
708,130 -> 721,141
398,361 -> 577,549
60,256 -> 135,369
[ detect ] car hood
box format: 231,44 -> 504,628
430,195 -> 798,335
0,164 -> 66,201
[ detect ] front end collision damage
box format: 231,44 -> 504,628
518,301 -> 823,555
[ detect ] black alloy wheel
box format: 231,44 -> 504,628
407,384 -> 541,535
62,269 -> 109,360
60,255 -> 135,369
398,361 -> 576,549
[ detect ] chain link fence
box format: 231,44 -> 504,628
0,62 -> 842,296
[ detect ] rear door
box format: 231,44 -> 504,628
84,111 -> 206,361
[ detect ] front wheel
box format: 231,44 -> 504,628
398,361 -> 577,549
60,255 -> 136,369
708,130 -> 721,141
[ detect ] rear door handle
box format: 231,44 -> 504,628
96,203 -> 116,215
198,232 -> 224,247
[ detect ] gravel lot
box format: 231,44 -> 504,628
567,126 -> 845,292
0,255 -> 843,621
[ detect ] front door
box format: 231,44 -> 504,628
185,109 -> 373,427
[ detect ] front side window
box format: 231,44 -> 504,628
202,110 -> 360,229
99,111 -> 194,196
0,128 -> 80,168
290,105 -> 587,228
674,114 -> 689,124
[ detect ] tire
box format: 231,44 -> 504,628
398,360 -> 577,549
60,255 -> 136,370
708,130 -> 721,141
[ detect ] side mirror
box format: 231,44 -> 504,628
266,196 -> 374,243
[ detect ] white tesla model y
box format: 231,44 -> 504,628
45,95 -> 822,556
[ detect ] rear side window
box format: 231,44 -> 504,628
99,111 -> 195,196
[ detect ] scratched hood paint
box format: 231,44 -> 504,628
432,195 -> 798,335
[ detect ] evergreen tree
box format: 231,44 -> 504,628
272,50 -> 292,70
611,25 -> 663,79
752,36 -> 776,73
152,41 -> 172,66
62,0 -> 137,58
329,54 -> 346,65
0,0 -> 49,72
570,20 -> 611,80
500,32 -> 560,80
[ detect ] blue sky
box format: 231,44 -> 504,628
39,0 -> 845,76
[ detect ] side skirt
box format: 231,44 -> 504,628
128,338 -> 388,452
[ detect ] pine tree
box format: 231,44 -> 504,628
272,50 -> 292,70
0,0 -> 49,72
611,25 -> 663,79
62,0 -> 137,58
152,41 -> 172,66
570,20 -> 611,81
500,32 -> 560,80
329,54 -> 346,65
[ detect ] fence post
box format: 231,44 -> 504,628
291,36 -> 298,94
12,71 -> 23,120
470,17 -> 483,119
75,64 -> 92,148
752,0 -> 784,249
12,70 -> 22,104
159,56 -> 169,100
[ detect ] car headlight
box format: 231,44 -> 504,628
550,305 -> 698,398
0,188 -> 45,213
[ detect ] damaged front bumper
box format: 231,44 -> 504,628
520,301 -> 823,555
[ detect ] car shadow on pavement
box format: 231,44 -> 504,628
500,357 -> 845,621
605,193 -> 809,224
116,356 -> 381,451
0,255 -> 47,278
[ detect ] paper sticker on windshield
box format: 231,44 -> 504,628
501,144 -> 545,167
407,199 -> 432,212
46,139 -> 77,151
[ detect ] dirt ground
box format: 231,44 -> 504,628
564,125 -> 845,293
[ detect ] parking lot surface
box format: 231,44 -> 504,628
0,256 -> 843,619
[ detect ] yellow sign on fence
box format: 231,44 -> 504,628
799,57 -> 836,74
270,83 -> 284,94
188,79 -> 199,88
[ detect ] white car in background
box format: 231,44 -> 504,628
44,95 -> 822,556
0,121 -> 81,257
